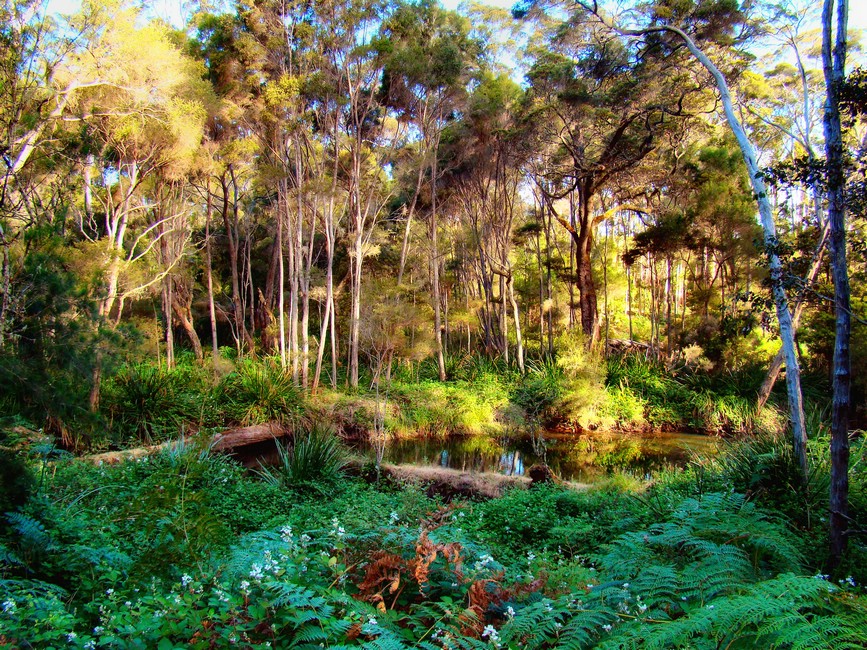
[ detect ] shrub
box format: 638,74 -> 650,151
102,364 -> 197,444
257,423 -> 348,490
216,361 -> 305,426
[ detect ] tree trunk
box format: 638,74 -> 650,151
431,153 -> 447,381
822,0 -> 851,570
204,185 -> 219,367
277,179 -> 287,368
616,18 -> 810,480
507,273 -> 525,373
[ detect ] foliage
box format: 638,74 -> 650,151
3,439 -> 867,649
103,363 -> 200,444
215,361 -> 305,426
606,353 -> 779,433
257,422 -> 349,491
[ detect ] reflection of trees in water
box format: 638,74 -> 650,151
364,431 -> 713,481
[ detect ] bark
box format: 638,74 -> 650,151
221,168 -> 250,355
0,224 -> 10,348
507,273 -> 525,372
277,178 -> 287,368
431,151 -> 447,381
204,186 -> 220,366
822,0 -> 851,570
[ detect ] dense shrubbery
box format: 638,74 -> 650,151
5,346 -> 795,453
1,434 -> 866,648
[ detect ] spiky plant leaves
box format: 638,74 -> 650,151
103,363 -> 198,444
258,422 -> 348,489
218,361 -> 305,426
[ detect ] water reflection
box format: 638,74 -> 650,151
355,430 -> 717,483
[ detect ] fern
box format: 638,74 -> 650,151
6,511 -> 56,554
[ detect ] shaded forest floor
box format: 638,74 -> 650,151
1,430 -> 866,648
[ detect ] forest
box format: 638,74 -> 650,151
2,0 -> 867,647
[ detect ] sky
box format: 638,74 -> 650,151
45,0 -> 867,33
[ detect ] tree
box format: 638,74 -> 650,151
379,0 -> 480,380
560,0 -> 811,480
821,0 -> 850,570
517,7 -> 700,347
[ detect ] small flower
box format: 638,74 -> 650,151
181,574 -> 193,587
506,606 -> 516,619
240,580 -> 251,593
602,624 -> 612,632
482,624 -> 500,642
249,564 -> 264,580
66,632 -> 78,642
125,600 -> 132,607
622,583 -> 630,589
2,599 -> 16,613
389,511 -> 400,523
93,626 -> 105,635
105,588 -> 114,596
367,615 -> 378,625
84,641 -> 96,650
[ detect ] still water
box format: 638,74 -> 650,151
356,430 -> 718,483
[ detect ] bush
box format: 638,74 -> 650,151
102,364 -> 198,444
216,361 -> 305,426
257,422 -> 348,490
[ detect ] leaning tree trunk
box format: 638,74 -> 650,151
586,1 -> 811,481
643,20 -> 808,481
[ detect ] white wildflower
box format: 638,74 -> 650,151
2,599 -> 16,613
506,606 -> 516,619
181,574 -> 193,587
602,624 -> 612,632
482,624 -> 500,643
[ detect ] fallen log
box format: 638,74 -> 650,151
85,422 -> 290,464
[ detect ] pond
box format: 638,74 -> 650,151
354,430 -> 719,483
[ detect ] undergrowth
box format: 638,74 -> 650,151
1,438 -> 865,648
